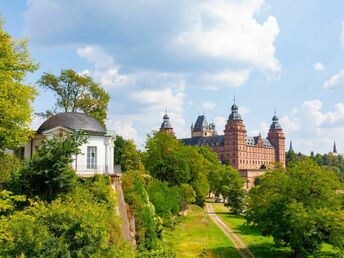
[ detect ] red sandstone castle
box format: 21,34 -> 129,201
160,101 -> 286,188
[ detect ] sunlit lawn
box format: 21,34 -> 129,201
164,205 -> 240,258
211,202 -> 342,258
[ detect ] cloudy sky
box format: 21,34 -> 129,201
1,0 -> 344,153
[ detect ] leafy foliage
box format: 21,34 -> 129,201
121,170 -> 162,251
121,140 -> 144,171
0,154 -> 22,190
147,179 -> 180,218
38,69 -> 110,127
0,19 -> 38,152
114,135 -> 128,165
0,176 -> 128,257
247,158 -> 344,257
20,132 -> 87,201
219,166 -> 246,214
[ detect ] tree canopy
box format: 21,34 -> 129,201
0,19 -> 38,153
20,132 -> 87,201
247,158 -> 344,257
38,69 -> 110,127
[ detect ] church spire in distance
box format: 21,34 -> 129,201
333,141 -> 337,154
289,140 -> 294,152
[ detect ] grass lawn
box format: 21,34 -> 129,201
164,205 -> 240,258
211,202 -> 342,258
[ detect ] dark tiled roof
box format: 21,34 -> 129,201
270,115 -> 282,129
181,135 -> 224,147
160,113 -> 173,129
228,103 -> 242,120
38,112 -> 106,133
193,115 -> 208,132
246,136 -> 274,148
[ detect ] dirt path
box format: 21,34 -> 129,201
205,203 -> 255,258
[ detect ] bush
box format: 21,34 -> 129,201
0,175 -> 128,257
122,170 -> 161,251
147,179 -> 180,218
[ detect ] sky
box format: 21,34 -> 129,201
1,0 -> 344,153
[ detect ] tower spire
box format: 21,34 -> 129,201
289,140 -> 294,152
333,141 -> 337,153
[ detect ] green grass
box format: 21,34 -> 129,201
164,205 -> 240,258
211,202 -> 342,258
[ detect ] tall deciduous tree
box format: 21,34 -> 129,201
220,166 -> 246,214
121,140 -> 144,171
0,19 -> 38,153
247,158 -> 344,257
38,69 -> 110,127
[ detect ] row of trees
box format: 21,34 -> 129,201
114,131 -> 246,254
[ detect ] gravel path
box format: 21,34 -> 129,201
205,203 -> 255,258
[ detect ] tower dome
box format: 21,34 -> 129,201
228,102 -> 241,120
269,112 -> 282,129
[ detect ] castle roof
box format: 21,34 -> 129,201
160,112 -> 173,129
181,135 -> 224,147
37,112 -> 106,134
246,136 -> 274,148
193,115 -> 209,132
270,114 -> 282,129
181,135 -> 273,148
228,102 -> 242,120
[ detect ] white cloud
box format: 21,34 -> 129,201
175,0 -> 280,72
313,62 -> 325,72
77,45 -> 113,69
214,116 -> 226,133
202,69 -> 251,88
341,21 -> 344,48
77,45 -> 135,90
324,70 -> 344,89
239,106 -> 250,115
202,100 -> 216,111
280,115 -> 300,132
281,100 -> 344,154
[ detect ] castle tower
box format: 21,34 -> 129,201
224,101 -> 247,169
191,115 -> 217,137
267,113 -> 286,167
160,111 -> 175,136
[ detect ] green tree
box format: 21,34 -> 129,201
177,183 -> 196,213
0,154 -> 21,190
0,176 -> 128,257
121,170 -> 161,251
219,166 -> 246,214
147,179 -> 180,218
20,132 -> 87,201
38,69 -> 110,127
0,19 -> 38,153
247,158 -> 344,257
114,135 -> 128,165
121,140 -> 144,171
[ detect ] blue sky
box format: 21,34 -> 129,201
1,0 -> 344,153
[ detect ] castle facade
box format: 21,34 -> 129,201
160,102 -> 286,188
